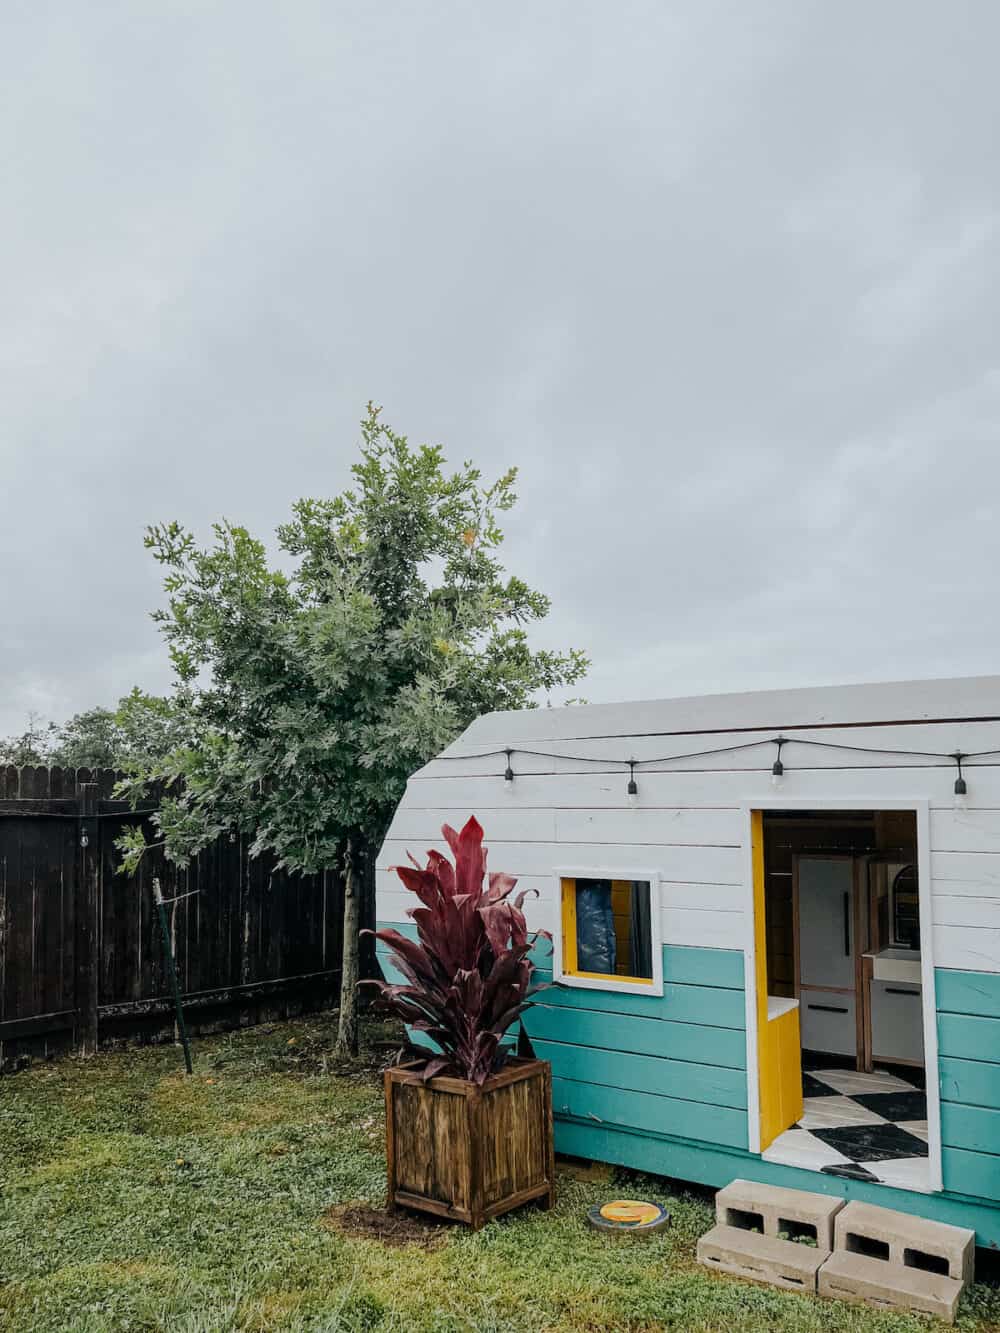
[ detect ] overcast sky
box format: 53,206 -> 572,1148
3,3 -> 999,734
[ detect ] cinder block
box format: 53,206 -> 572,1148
698,1223 -> 827,1293
834,1200 -> 975,1285
819,1250 -> 963,1323
715,1178 -> 844,1250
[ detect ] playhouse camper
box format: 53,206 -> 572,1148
375,676 -> 1000,1247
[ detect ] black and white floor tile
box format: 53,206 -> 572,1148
762,1065 -> 930,1193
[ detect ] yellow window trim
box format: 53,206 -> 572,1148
570,969 -> 653,986
560,877 -> 653,986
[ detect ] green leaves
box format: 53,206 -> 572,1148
123,403 -> 588,880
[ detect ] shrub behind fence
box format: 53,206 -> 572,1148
0,765 -> 351,1071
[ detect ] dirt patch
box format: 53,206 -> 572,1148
322,1202 -> 448,1249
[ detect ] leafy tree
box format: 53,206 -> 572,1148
118,404 -> 588,1055
109,689 -> 192,771
0,712 -> 58,766
1,692 -> 187,771
49,706 -> 120,768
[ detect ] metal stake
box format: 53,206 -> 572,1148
152,876 -> 193,1075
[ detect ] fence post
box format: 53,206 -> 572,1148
74,781 -> 100,1055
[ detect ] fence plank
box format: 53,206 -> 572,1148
75,782 -> 100,1054
0,766 -> 347,1070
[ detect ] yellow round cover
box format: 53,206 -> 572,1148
599,1200 -> 661,1225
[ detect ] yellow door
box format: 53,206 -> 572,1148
751,810 -> 804,1149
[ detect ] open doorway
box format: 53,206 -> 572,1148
754,809 -> 931,1193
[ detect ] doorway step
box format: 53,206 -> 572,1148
697,1179 -> 840,1291
818,1200 -> 973,1322
698,1184 -> 974,1322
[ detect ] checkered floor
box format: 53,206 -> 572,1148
762,1062 -> 930,1193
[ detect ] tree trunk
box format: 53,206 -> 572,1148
334,837 -> 360,1057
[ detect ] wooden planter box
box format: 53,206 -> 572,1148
385,1057 -> 555,1230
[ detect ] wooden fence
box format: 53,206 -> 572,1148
0,765 -> 354,1071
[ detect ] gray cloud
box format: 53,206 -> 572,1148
3,2 -> 999,732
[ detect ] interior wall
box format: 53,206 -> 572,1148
762,809 -> 919,1031
763,814 -> 880,998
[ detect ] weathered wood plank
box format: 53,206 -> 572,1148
0,766 -> 347,1069
386,1058 -> 553,1228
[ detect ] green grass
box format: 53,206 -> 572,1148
3,1016 -> 1000,1332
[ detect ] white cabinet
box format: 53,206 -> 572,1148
870,979 -> 924,1065
799,988 -> 857,1057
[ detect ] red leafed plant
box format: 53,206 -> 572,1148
363,815 -> 549,1084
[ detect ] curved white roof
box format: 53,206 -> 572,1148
443,675 -> 1000,751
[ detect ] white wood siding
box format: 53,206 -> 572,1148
376,701 -> 1000,973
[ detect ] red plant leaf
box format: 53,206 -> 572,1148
425,848 -> 456,897
369,816 -> 540,1082
451,816 -> 485,898
488,871 -> 518,902
478,902 -> 515,957
420,1056 -> 451,1081
390,864 -> 443,909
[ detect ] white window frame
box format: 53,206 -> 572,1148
551,865 -> 664,996
740,798 -> 941,1194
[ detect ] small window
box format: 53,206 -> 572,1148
555,871 -> 662,995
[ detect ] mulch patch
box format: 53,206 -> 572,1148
323,1201 -> 449,1249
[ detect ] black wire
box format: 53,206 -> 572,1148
433,734 -> 999,769
434,738 -> 773,767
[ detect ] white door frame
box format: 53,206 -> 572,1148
740,798 -> 941,1193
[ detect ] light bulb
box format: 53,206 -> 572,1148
771,737 -> 786,788
954,753 -> 968,811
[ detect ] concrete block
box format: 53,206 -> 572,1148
834,1200 -> 975,1285
697,1223 -> 827,1293
819,1250 -> 963,1323
715,1178 -> 844,1249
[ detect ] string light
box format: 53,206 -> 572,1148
771,737 -> 785,787
442,736 -> 1000,783
627,760 -> 638,809
953,752 -> 968,811
503,749 -> 515,794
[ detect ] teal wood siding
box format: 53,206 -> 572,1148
557,1120 -> 1000,1248
525,943 -> 749,1153
937,967 -> 1000,1206
374,925 -> 1000,1243
376,926 -> 748,1150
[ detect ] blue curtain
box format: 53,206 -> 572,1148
575,879 -> 616,974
